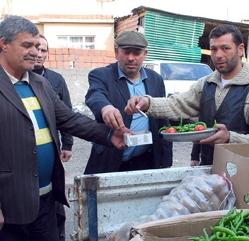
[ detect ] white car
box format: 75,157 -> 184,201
143,60 -> 213,97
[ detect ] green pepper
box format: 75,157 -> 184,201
242,210 -> 249,219
213,119 -> 217,128
234,212 -> 244,231
213,226 -> 236,237
222,208 -> 237,225
229,237 -> 249,241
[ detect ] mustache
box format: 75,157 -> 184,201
23,55 -> 37,61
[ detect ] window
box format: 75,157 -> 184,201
57,35 -> 95,49
160,63 -> 212,80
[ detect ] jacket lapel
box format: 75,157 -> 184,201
111,63 -> 130,103
143,71 -> 154,96
29,73 -> 60,150
29,72 -> 54,129
0,66 -> 31,119
117,79 -> 130,101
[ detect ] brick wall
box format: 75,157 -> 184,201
45,48 -> 116,69
115,14 -> 139,35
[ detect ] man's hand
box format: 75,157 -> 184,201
102,105 -> 125,129
200,124 -> 230,144
191,160 -> 200,166
60,150 -> 72,162
111,127 -> 131,150
0,208 -> 4,230
124,96 -> 150,115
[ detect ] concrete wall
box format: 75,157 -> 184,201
53,68 -> 93,114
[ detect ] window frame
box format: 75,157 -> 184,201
56,35 -> 95,49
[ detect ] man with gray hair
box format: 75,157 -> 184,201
0,15 -> 128,241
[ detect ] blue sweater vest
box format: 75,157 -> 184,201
14,81 -> 55,188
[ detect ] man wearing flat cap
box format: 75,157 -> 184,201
84,31 -> 173,174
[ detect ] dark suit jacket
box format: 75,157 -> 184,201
0,66 -> 111,224
43,68 -> 73,151
84,62 -> 173,174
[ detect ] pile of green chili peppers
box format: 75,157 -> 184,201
190,209 -> 249,241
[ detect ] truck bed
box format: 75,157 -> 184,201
69,166 -> 211,241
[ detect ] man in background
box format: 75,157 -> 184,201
33,34 -> 73,241
84,31 -> 173,174
33,34 -> 73,161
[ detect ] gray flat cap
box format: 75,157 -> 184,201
115,31 -> 148,49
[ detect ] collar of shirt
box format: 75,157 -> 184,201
207,62 -> 249,87
117,63 -> 148,83
33,66 -> 45,76
3,68 -> 30,85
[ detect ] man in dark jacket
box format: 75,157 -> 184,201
33,34 -> 73,241
84,31 -> 173,174
33,34 -> 73,161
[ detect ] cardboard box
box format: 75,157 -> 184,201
212,144 -> 249,208
128,144 -> 249,241
124,131 -> 152,147
130,210 -> 229,241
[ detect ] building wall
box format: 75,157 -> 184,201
0,0 -> 115,52
42,22 -> 114,51
115,14 -> 139,35
0,15 -> 116,67
45,48 -> 115,69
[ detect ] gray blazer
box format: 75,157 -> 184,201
0,66 -> 111,224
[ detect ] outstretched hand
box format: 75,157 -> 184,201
124,96 -> 150,115
111,127 -> 131,150
200,124 -> 230,144
102,105 -> 125,129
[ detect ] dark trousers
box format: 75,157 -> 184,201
55,202 -> 66,241
119,150 -> 153,172
0,192 -> 59,241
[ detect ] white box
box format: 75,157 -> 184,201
124,131 -> 153,147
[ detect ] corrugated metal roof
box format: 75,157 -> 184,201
144,11 -> 204,62
132,6 -> 249,28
